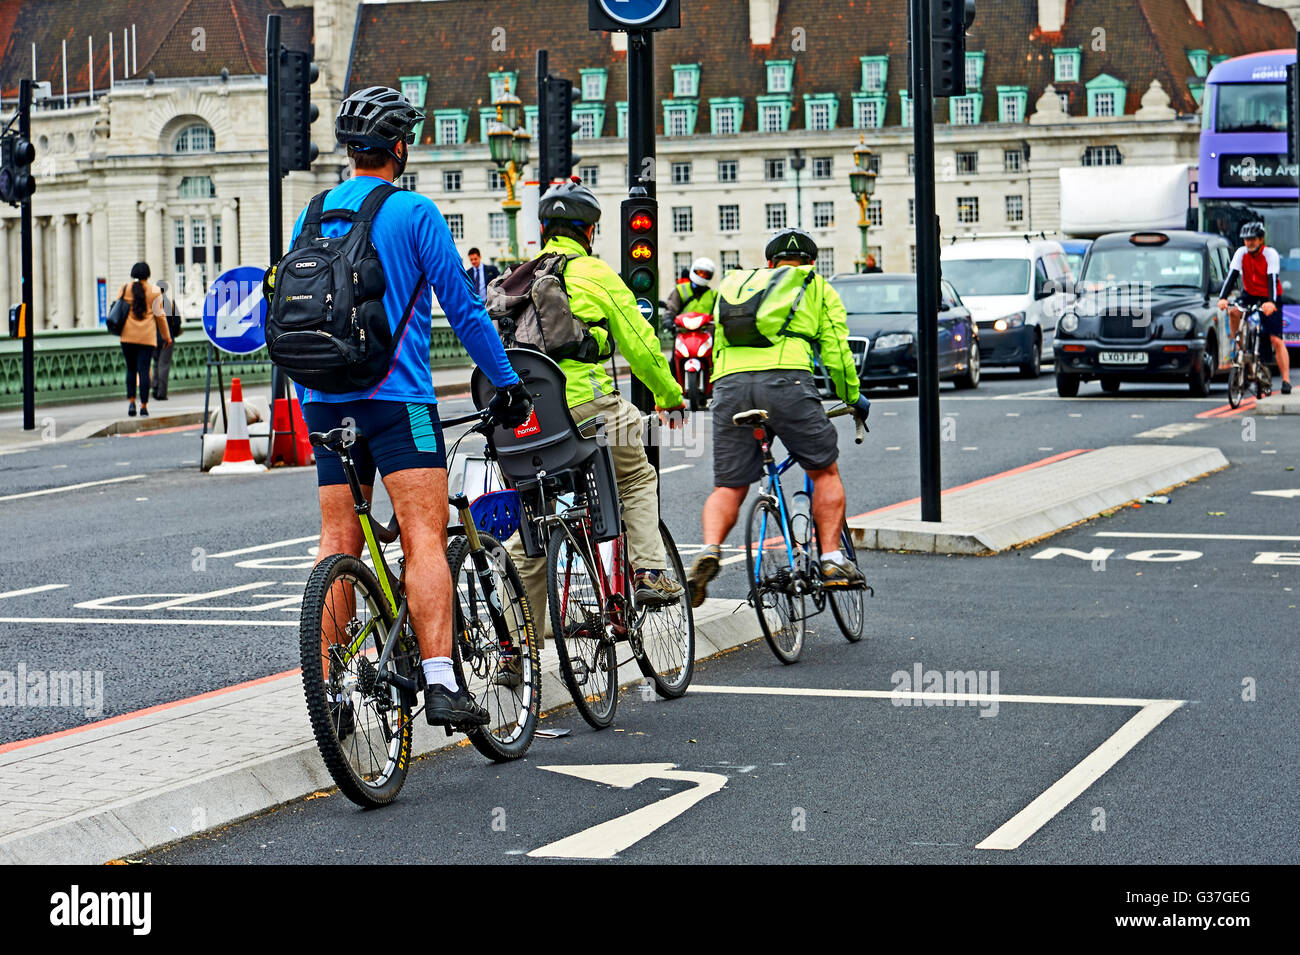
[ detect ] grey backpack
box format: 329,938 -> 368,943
484,252 -> 605,363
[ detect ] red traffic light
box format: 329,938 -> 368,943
629,211 -> 654,232
629,239 -> 654,261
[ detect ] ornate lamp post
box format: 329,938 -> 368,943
489,79 -> 530,265
849,137 -> 877,272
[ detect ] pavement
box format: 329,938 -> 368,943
1254,392 -> 1300,415
0,597 -> 753,865
849,444 -> 1230,554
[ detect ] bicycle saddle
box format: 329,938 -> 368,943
731,409 -> 769,428
308,428 -> 356,451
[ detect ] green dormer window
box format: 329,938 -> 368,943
478,106 -> 497,143
488,71 -> 518,103
574,103 -> 606,139
1187,49 -> 1209,78
1053,47 -> 1080,84
851,93 -> 885,129
860,56 -> 888,93
580,68 -> 607,102
709,97 -> 744,135
663,100 -> 699,137
524,105 -> 537,137
996,85 -> 1028,124
432,109 -> 469,146
1188,81 -> 1204,106
1210,54 -> 1229,68
803,93 -> 839,131
400,75 -> 427,142
964,52 -> 985,90
949,94 -> 982,125
672,63 -> 700,98
766,59 -> 794,94
756,94 -> 792,132
1086,73 -> 1127,117
899,90 -> 913,127
616,101 -> 628,138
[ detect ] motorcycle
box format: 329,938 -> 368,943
670,311 -> 714,411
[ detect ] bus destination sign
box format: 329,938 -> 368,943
1219,153 -> 1300,187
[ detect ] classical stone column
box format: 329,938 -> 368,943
77,212 -> 94,326
31,217 -> 46,330
221,199 -> 240,268
141,201 -> 164,277
56,214 -> 74,329
203,212 -> 215,289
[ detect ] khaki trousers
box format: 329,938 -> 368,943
505,391 -> 664,644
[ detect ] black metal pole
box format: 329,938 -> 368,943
626,30 -> 656,417
536,49 -> 549,187
19,79 -> 34,431
267,14 -> 283,265
909,0 -> 942,521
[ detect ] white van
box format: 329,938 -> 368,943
940,237 -> 1074,377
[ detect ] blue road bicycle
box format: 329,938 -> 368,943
737,403 -> 871,664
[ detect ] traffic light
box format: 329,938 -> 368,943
932,0 -> 976,98
1288,62 -> 1298,166
0,133 -> 37,205
278,48 -> 319,174
621,197 -> 659,299
542,76 -> 580,183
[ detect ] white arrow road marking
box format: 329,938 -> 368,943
0,584 -> 68,600
1096,531 -> 1300,542
529,763 -> 728,859
208,536 -> 320,559
0,474 -> 145,502
214,283 -> 264,339
1252,489 -> 1300,499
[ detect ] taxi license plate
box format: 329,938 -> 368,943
1098,351 -> 1147,365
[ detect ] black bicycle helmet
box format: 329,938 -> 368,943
765,227 -> 818,262
538,177 -> 602,225
335,86 -> 424,151
1240,221 -> 1266,240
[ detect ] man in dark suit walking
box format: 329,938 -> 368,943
465,248 -> 500,299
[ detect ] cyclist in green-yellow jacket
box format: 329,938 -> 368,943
501,178 -> 687,661
687,227 -> 870,607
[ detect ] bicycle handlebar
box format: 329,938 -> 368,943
827,403 -> 868,444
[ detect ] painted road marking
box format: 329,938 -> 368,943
1253,488 -> 1300,498
1095,531 -> 1300,542
0,584 -> 68,600
994,388 -> 1057,399
0,474 -> 145,502
207,536 -> 320,559
529,763 -> 728,859
1132,421 -> 1211,440
0,617 -> 296,627
659,464 -> 694,475
1198,397 -> 1256,419
688,684 -> 1184,851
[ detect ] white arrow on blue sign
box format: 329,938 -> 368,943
597,0 -> 671,27
636,297 -> 654,321
203,266 -> 268,355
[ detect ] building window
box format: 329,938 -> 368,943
812,201 -> 835,229
860,56 -> 888,93
815,250 -> 835,278
671,162 -> 692,185
853,96 -> 883,129
1093,92 -> 1115,117
665,104 -> 696,136
488,169 -> 506,191
672,63 -> 701,98
808,100 -> 833,130
765,203 -> 787,231
446,214 -> 464,240
950,95 -> 981,125
867,200 -> 883,227
761,104 -> 784,132
956,196 -> 979,224
524,105 -> 538,137
964,53 -> 984,89
717,160 -> 738,183
398,172 -> 419,192
616,102 -> 628,139
764,158 -> 786,181
1058,91 -> 1070,113
721,250 -> 741,271
1186,50 -> 1208,77
1082,145 -> 1123,166
488,212 -> 507,241
909,246 -> 917,271
867,153 -> 881,174
719,205 -> 740,232
1003,149 -> 1023,173
1053,48 -> 1080,84
997,86 -> 1028,124
907,153 -> 916,176
899,91 -> 913,127
811,157 -> 833,179
434,110 -> 468,145
672,206 -> 693,234
400,74 -> 428,141
714,107 -> 737,134
178,176 -> 215,198
440,118 -> 459,143
579,164 -> 599,186
443,170 -> 462,192
710,98 -> 743,135
1005,195 -> 1024,223
673,251 -> 693,278
580,68 -> 607,102
488,71 -> 518,103
766,60 -> 793,93
174,123 -> 215,153
908,197 -> 915,225
955,151 -> 978,174
577,111 -> 600,139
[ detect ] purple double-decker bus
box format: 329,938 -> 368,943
1199,49 -> 1300,351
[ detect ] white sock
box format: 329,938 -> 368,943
422,657 -> 458,691
822,549 -> 843,564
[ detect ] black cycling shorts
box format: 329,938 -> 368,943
303,399 -> 447,487
1237,294 -> 1284,338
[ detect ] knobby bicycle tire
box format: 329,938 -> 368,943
745,495 -> 806,664
446,533 -> 542,762
547,524 -> 619,728
633,520 -> 695,698
299,553 -> 413,808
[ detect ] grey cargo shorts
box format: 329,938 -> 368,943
710,369 -> 838,487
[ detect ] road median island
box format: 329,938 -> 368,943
1253,393 -> 1300,415
848,445 -> 1229,555
0,597 -> 752,866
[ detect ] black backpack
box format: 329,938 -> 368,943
265,184 -> 420,392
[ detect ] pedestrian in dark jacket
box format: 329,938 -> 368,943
152,284 -> 183,400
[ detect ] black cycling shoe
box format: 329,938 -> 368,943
329,698 -> 356,741
424,684 -> 490,727
1284,381 -> 1293,395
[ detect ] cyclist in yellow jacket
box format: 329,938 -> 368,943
688,228 -> 869,607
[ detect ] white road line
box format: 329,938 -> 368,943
686,684 -> 1174,708
976,699 -> 1183,851
0,584 -> 68,600
0,474 -> 145,502
719,553 -> 748,566
1132,421 -> 1211,439
659,464 -> 694,474
208,535 -> 320,559
1096,531 -> 1300,542
0,616 -> 296,627
994,388 -> 1057,399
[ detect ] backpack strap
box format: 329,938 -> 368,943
775,269 -> 819,342
299,191 -> 331,240
353,182 -> 400,223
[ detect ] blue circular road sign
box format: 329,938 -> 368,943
203,265 -> 268,354
636,297 -> 654,321
597,0 -> 671,27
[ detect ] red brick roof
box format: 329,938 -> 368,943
0,0 -> 311,99
346,0 -> 1293,139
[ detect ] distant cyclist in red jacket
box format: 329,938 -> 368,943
1218,221 -> 1292,395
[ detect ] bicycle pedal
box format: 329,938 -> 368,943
444,724 -> 454,737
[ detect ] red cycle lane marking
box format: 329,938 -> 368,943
124,423 -> 203,437
1196,397 -> 1256,419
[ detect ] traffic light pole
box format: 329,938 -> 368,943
266,14 -> 283,265
536,50 -> 549,187
625,30 -> 656,417
909,0 -> 942,522
19,79 -> 34,431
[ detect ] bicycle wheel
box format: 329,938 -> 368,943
827,525 -> 866,643
447,533 -> 541,762
1227,362 -> 1245,408
745,495 -> 806,664
547,524 -> 619,728
300,553 -> 413,808
633,520 -> 695,698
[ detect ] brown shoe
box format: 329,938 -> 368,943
820,556 -> 864,587
687,546 -> 721,608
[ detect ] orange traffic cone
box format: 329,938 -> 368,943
210,377 -> 267,475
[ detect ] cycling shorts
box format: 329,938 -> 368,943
710,370 -> 838,487
302,399 -> 447,487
